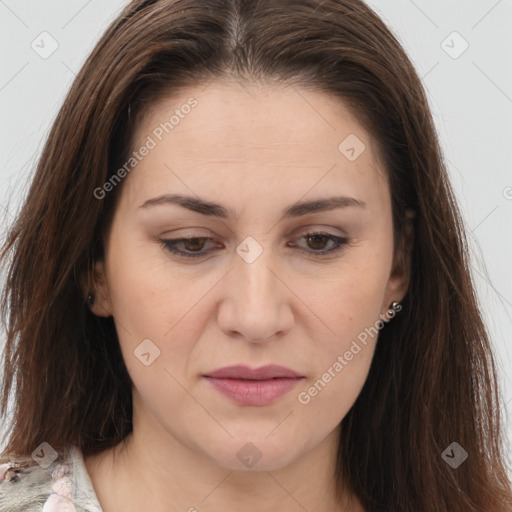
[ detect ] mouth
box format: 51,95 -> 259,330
203,364 -> 305,406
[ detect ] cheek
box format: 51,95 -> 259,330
297,247 -> 391,401
104,235 -> 212,382
309,249 -> 391,338
108,256 -> 165,333
105,231 -> 188,333
296,285 -> 383,426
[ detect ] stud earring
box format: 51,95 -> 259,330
387,301 -> 402,319
390,301 -> 401,312
380,301 -> 402,322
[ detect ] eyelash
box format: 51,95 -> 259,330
160,231 -> 349,259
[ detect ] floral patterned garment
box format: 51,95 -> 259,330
0,445 -> 102,512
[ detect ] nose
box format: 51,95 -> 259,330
216,243 -> 294,343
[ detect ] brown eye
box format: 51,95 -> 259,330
161,231 -> 349,260
161,237 -> 215,258
292,231 -> 348,257
182,237 -> 207,252
305,233 -> 330,251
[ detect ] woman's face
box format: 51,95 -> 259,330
92,79 -> 409,470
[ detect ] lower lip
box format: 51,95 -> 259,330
204,376 -> 303,406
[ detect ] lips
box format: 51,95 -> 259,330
203,365 -> 304,406
204,364 -> 303,380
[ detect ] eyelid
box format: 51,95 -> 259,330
159,228 -> 349,260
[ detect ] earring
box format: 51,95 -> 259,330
87,294 -> 94,305
389,301 -> 401,313
382,301 -> 402,322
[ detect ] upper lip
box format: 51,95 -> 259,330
204,364 -> 303,380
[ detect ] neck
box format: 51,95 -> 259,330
85,413 -> 364,512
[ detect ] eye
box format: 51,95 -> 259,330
160,237 -> 215,258
289,231 -> 349,257
160,231 -> 349,259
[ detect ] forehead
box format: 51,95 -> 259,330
137,79 -> 375,159
121,79 -> 388,213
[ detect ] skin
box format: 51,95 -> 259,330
84,79 -> 411,512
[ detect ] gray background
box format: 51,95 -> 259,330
0,0 -> 511,467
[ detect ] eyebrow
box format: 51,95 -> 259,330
139,193 -> 366,219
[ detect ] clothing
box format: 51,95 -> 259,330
0,445 -> 102,511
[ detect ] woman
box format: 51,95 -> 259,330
1,0 -> 511,511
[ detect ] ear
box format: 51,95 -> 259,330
84,260 -> 113,318
382,210 -> 415,314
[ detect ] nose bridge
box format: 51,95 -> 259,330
217,235 -> 293,342
233,237 -> 278,310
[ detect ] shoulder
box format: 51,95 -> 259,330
0,445 -> 102,512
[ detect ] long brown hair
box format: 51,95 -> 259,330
1,1 -> 511,510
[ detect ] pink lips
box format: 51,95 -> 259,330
203,364 -> 304,406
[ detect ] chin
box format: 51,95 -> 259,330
203,436 -> 300,472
